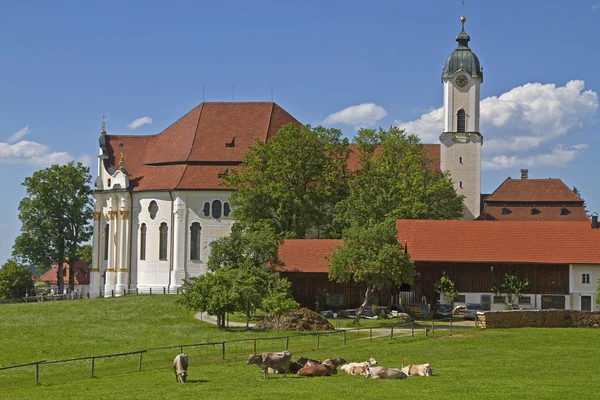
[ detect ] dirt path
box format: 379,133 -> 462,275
194,312 -> 256,328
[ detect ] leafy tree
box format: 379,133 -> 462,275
434,272 -> 459,305
262,291 -> 299,333
492,272 -> 531,309
328,220 -> 414,324
12,162 -> 93,293
224,123 -> 350,239
75,244 -> 93,266
335,126 -> 463,227
573,187 -> 591,217
0,259 -> 35,299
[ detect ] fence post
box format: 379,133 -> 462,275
253,339 -> 257,354
370,328 -> 372,342
150,287 -> 152,295
91,357 -> 95,378
138,352 -> 143,371
176,287 -> 179,295
35,362 -> 40,384
317,333 -> 320,349
450,318 -> 453,335
222,342 -> 226,359
123,288 -> 126,297
390,326 -> 394,340
432,320 -> 435,334
163,287 -> 166,295
285,337 -> 289,351
111,290 -> 114,297
411,322 -> 414,337
180,346 -> 183,354
343,330 -> 347,345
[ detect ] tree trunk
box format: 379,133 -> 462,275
354,284 -> 374,325
245,299 -> 250,329
68,263 -> 75,292
56,257 -> 64,294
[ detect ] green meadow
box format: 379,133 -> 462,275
1,295 -> 598,400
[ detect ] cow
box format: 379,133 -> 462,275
401,363 -> 433,377
296,356 -> 321,366
172,353 -> 189,383
267,360 -> 304,375
365,366 -> 407,379
340,358 -> 377,375
297,360 -> 336,377
323,357 -> 347,367
247,351 -> 292,379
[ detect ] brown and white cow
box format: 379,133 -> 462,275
297,360 -> 336,377
172,353 -> 189,383
365,366 -> 407,379
401,363 -> 433,377
340,358 -> 377,375
247,351 -> 292,379
296,356 -> 321,366
267,360 -> 304,375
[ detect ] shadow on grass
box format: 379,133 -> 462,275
185,379 -> 209,384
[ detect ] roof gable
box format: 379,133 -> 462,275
484,177 -> 583,203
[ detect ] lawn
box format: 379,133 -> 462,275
1,295 -> 598,399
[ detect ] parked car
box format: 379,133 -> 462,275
452,305 -> 466,316
435,304 -> 454,319
464,303 -> 483,320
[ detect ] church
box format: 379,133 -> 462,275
89,16 -> 595,308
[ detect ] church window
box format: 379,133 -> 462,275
459,181 -> 463,189
140,223 -> 147,260
148,201 -> 159,220
202,202 -> 210,217
457,109 -> 466,133
159,223 -> 168,261
459,156 -> 463,164
103,224 -> 109,260
224,202 -> 231,217
531,208 -> 541,215
107,178 -> 111,188
212,200 -> 222,219
190,223 -> 201,260
560,207 -> 570,216
501,207 -> 511,216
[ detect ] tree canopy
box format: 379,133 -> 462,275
328,220 -> 414,324
434,272 -> 459,305
492,272 -> 531,309
223,123 -> 350,239
0,259 -> 35,299
335,126 -> 464,228
12,162 -> 93,293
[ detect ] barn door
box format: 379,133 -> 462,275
581,296 -> 592,312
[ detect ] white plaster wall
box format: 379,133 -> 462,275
570,264 -> 599,311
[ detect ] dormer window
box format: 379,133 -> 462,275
531,208 -> 541,216
501,207 -> 511,216
225,137 -> 235,148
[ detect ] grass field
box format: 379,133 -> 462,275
1,295 -> 599,400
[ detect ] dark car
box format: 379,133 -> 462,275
435,304 -> 454,319
464,303 -> 483,320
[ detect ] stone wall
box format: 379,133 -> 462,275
477,310 -> 600,328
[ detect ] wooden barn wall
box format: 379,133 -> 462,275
414,262 -> 569,304
281,262 -> 569,310
279,272 -> 400,310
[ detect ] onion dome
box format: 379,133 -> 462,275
442,16 -> 483,81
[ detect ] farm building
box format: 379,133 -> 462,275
39,260 -> 90,294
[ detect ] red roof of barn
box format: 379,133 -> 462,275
278,239 -> 342,273
39,260 -> 90,285
396,219 -> 600,264
104,102 -> 302,192
484,178 -> 583,203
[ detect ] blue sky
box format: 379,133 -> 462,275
1,0 -> 599,265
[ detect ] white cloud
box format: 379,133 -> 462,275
8,125 -> 31,143
324,103 -> 388,128
396,80 -> 598,169
0,140 -> 74,166
592,4 -> 600,10
127,116 -> 153,130
482,144 -> 588,170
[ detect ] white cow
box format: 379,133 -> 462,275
401,363 -> 433,376
340,358 -> 377,375
365,366 -> 407,379
172,353 -> 189,383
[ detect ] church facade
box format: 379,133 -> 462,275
89,17 -> 494,297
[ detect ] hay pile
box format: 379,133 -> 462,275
253,307 -> 335,331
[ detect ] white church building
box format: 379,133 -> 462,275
89,16 -> 483,297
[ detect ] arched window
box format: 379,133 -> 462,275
224,202 -> 231,217
457,109 -> 466,133
202,202 -> 210,217
190,223 -> 201,260
459,181 -> 464,189
159,222 -> 168,260
459,156 -> 463,164
212,200 -> 222,219
103,224 -> 109,260
140,223 -> 147,260
148,201 -> 158,220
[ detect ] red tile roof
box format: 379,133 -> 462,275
396,219 -> 600,264
346,144 -> 440,172
484,177 -> 583,203
105,102 -> 301,192
478,204 -> 589,221
278,239 -> 342,273
39,261 -> 90,285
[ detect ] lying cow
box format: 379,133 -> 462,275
296,356 -> 321,366
172,353 -> 189,383
297,360 -> 336,377
247,351 -> 292,379
323,357 -> 346,367
401,363 -> 433,377
340,358 -> 377,375
267,360 -> 303,375
365,366 -> 407,379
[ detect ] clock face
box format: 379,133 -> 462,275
456,74 -> 468,88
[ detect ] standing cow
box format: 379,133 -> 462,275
173,353 -> 189,383
247,351 -> 292,379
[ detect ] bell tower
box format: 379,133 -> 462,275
439,16 -> 483,219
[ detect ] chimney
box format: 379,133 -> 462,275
592,214 -> 599,229
520,169 -> 529,179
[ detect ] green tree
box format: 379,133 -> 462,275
492,272 -> 531,309
0,259 -> 35,299
572,187 -> 590,217
434,272 -> 459,305
75,244 -> 93,266
12,162 -> 93,293
224,123 -> 350,239
328,220 -> 414,324
335,126 -> 464,227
